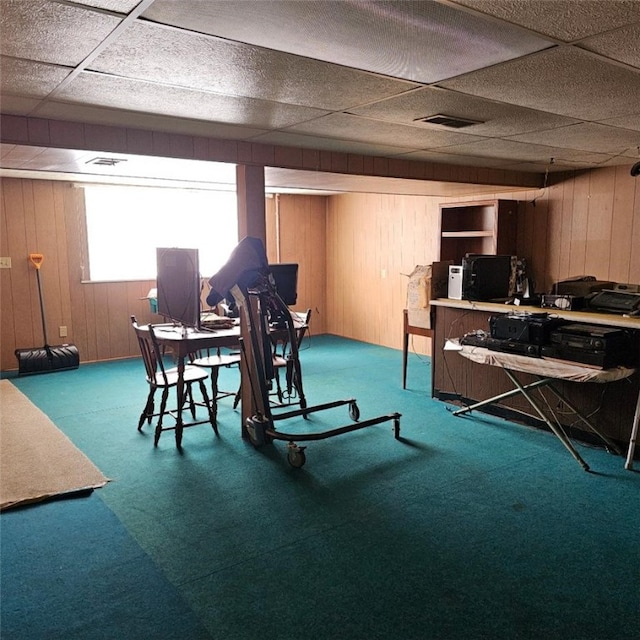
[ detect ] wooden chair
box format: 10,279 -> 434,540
271,309 -> 312,405
189,347 -> 242,422
130,316 -> 217,447
402,308 -> 432,389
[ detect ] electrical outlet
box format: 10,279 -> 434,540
59,326 -> 67,338
0,257 -> 11,268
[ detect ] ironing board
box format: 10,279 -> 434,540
446,340 -> 637,471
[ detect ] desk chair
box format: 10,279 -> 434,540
189,347 -> 242,421
131,317 -> 217,447
271,309 -> 311,405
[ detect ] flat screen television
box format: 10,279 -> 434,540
269,263 -> 299,306
462,254 -> 514,301
156,247 -> 201,328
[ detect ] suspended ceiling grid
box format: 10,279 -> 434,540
1,0 -> 640,194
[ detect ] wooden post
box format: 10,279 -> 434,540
235,165 -> 267,433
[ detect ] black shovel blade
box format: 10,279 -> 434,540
15,344 -> 80,375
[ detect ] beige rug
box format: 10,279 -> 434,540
1,379 -> 109,511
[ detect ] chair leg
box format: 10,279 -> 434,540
210,367 -> 219,404
187,383 -> 197,419
155,388 -> 169,446
233,384 -> 241,409
274,368 -> 284,403
138,388 -> 155,431
198,379 -> 219,436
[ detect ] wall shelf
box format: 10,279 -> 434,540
438,199 -> 519,263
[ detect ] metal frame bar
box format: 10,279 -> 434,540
454,370 -> 594,471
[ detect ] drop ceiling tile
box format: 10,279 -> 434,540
88,21 -> 419,111
0,95 -> 43,115
54,72 -> 330,129
350,86 -> 580,136
450,0 -> 640,42
249,131 -> 410,157
507,123 -> 640,156
143,0 -> 553,84
436,137 -> 611,165
35,150 -> 236,183
71,0 -> 142,13
598,114 -> 640,134
284,113 -> 488,149
123,156 -> 236,184
37,100 -> 269,141
0,57 -> 73,98
581,24 -> 640,70
398,149 -> 514,168
263,168 -> 505,197
0,0 -> 122,66
0,143 -> 47,164
499,160 -> 582,173
440,47 -> 640,121
0,148 -> 89,173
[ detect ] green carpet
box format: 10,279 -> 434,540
3,335 -> 639,639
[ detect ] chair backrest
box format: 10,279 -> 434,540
294,309 -> 312,349
273,309 -> 312,360
130,316 -> 169,385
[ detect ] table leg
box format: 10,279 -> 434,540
175,356 -> 186,448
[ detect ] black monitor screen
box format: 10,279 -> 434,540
462,254 -> 513,301
269,263 -> 298,306
156,247 -> 201,328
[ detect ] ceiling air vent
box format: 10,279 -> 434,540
86,157 -> 127,166
415,114 -> 484,129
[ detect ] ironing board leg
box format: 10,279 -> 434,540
545,384 -> 622,455
624,389 -> 640,470
503,370 -> 590,471
452,377 -> 550,416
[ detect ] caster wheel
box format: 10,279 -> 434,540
287,447 -> 306,468
349,401 -> 360,421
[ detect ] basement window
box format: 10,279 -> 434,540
83,185 -> 237,281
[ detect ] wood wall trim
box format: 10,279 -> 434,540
0,114 -> 542,189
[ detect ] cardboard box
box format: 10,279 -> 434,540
406,261 -> 451,329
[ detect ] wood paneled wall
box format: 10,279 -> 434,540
326,193 -> 441,354
2,165 -> 638,370
325,165 -> 639,354
265,194 -> 327,335
0,178 -> 326,370
1,178 -> 156,370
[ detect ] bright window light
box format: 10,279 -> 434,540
84,185 -> 238,280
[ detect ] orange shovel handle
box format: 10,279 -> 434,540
29,253 -> 44,269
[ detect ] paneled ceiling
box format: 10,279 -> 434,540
1,0 -> 640,194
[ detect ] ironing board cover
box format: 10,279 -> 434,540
446,339 -> 635,384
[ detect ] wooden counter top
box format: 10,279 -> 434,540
430,298 -> 640,330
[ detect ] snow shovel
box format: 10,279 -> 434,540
15,253 -> 80,375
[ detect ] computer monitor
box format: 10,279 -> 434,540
156,247 -> 201,328
269,263 -> 299,306
462,254 -> 514,301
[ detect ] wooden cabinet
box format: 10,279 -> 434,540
438,199 -> 518,262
